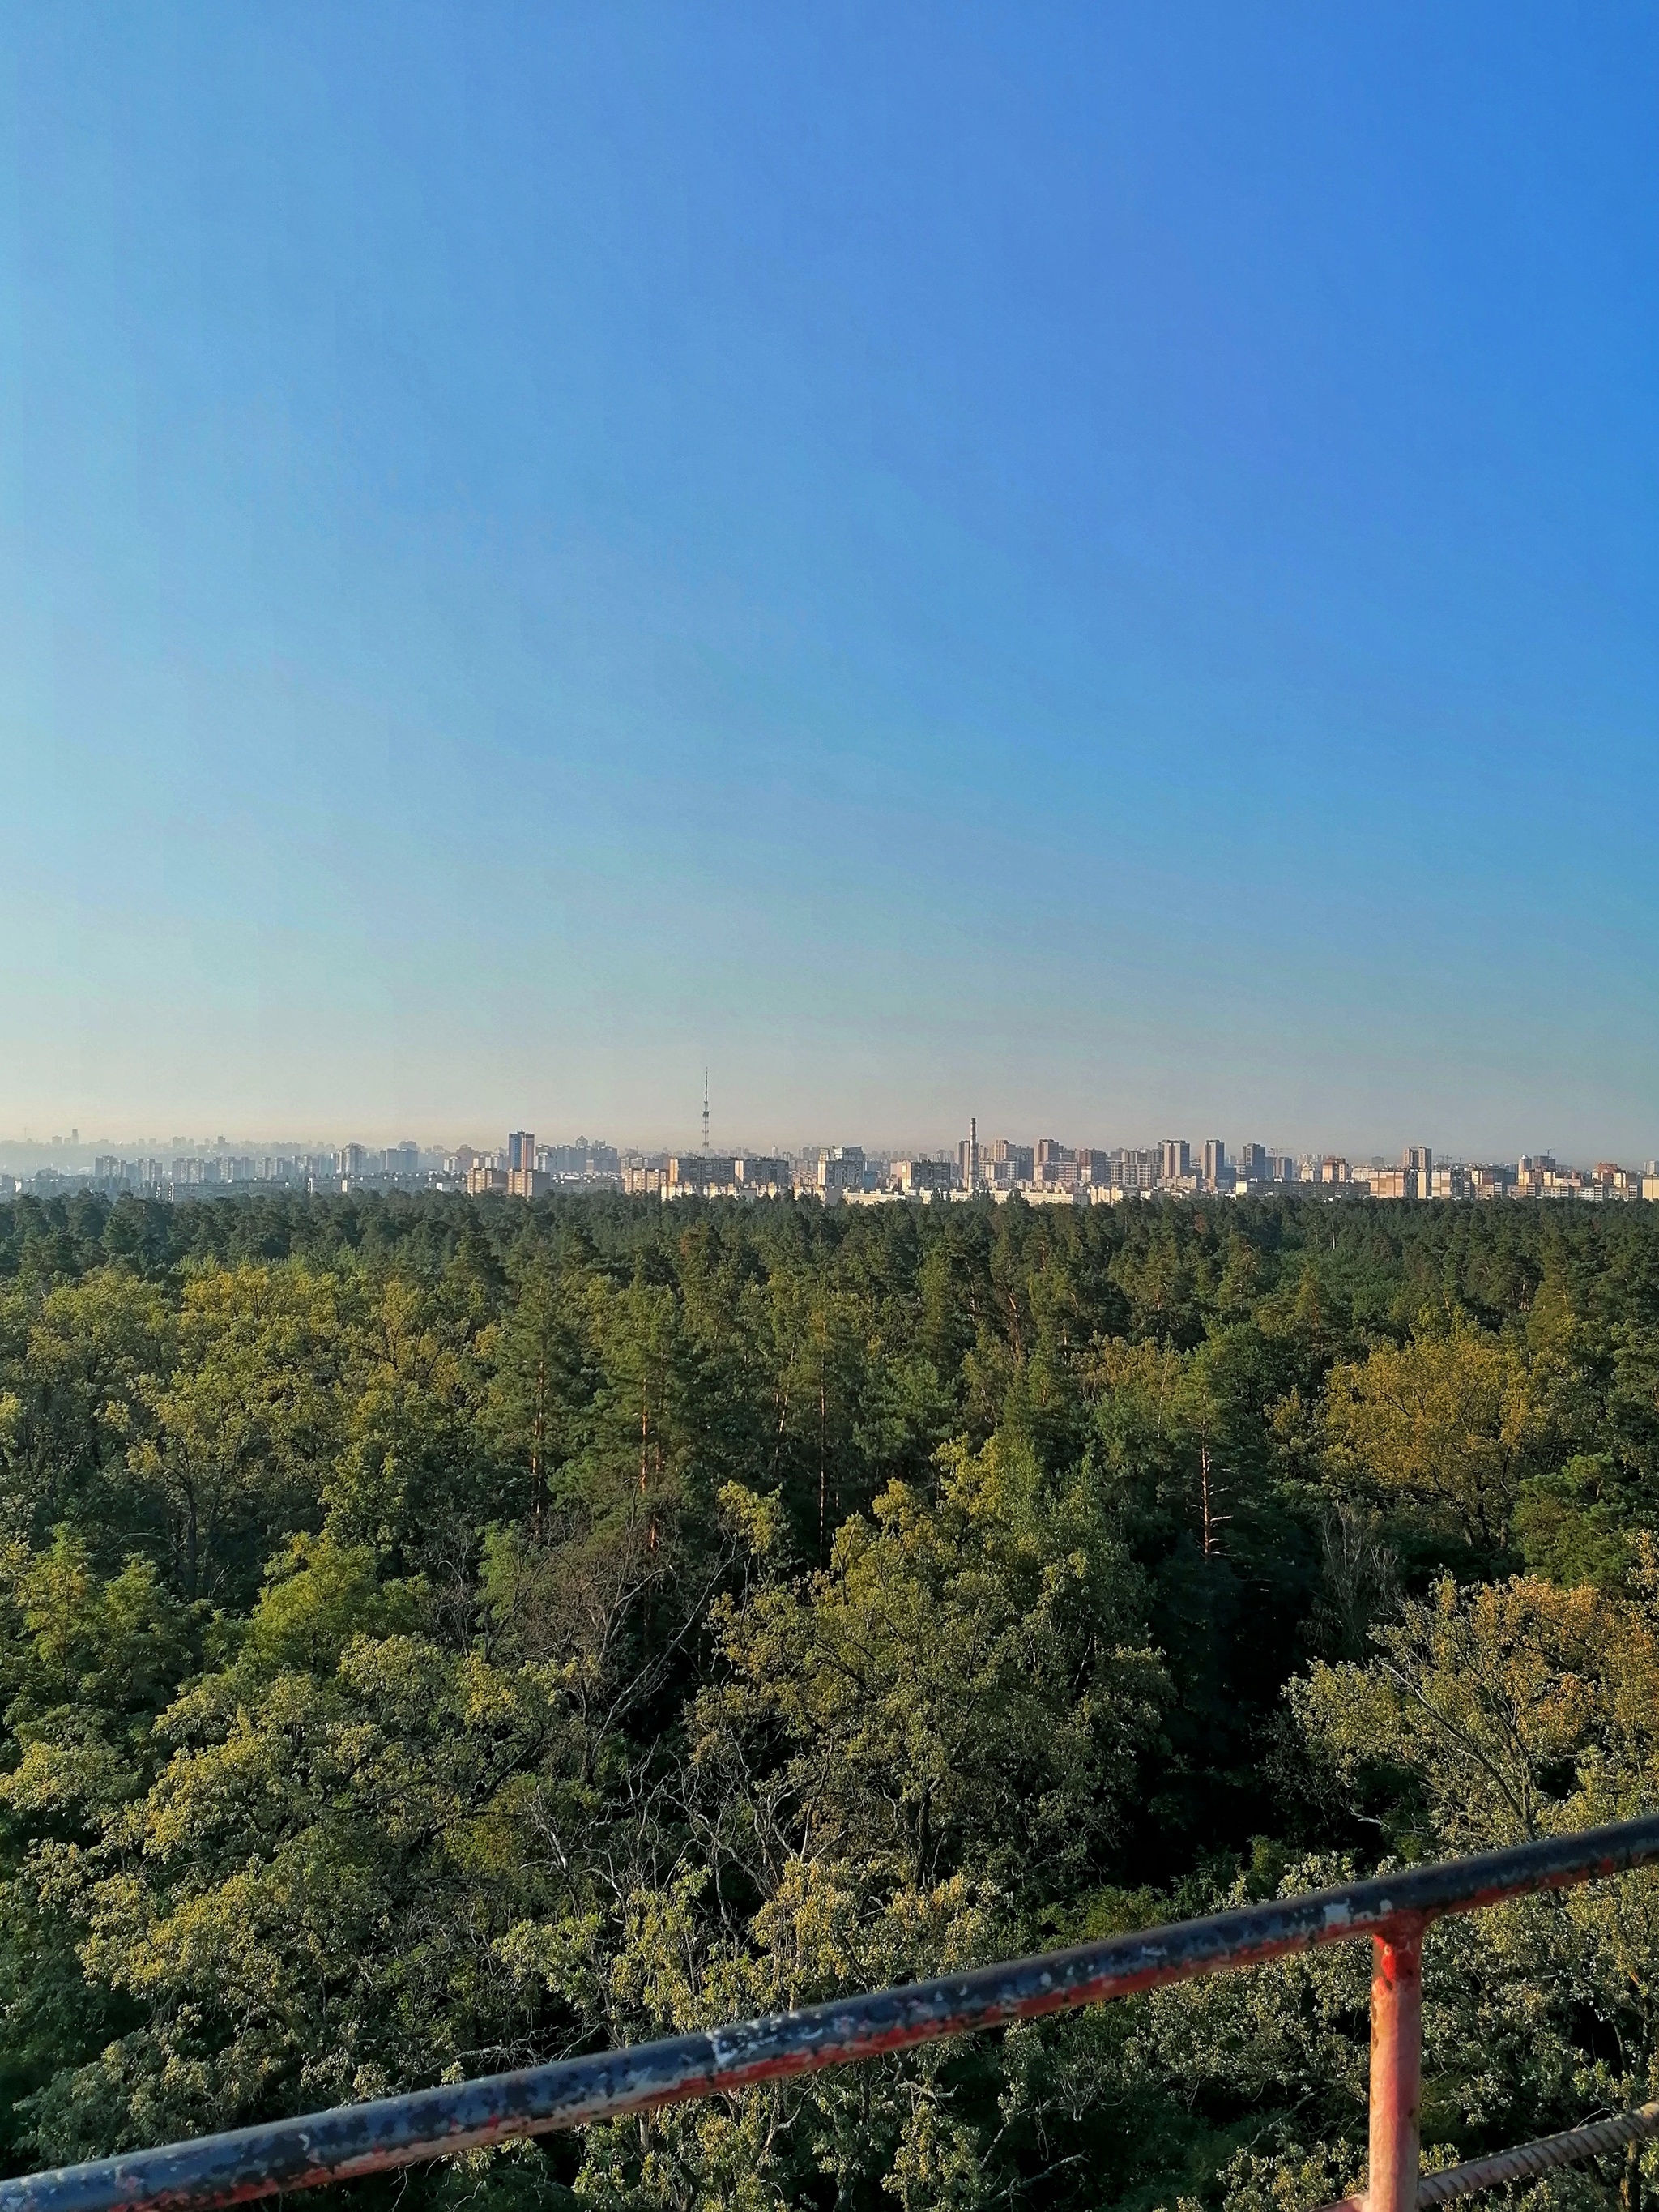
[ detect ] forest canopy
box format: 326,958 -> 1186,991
2,1187 -> 1659,2212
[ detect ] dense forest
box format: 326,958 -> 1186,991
2,1187 -> 1658,2212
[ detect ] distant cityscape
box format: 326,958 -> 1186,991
4,1123 -> 1659,1206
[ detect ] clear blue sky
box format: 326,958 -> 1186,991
4,4 -> 1657,1158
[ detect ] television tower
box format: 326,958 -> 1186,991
702,1070 -> 710,1154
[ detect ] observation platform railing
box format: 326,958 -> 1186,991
5,1813 -> 1659,2212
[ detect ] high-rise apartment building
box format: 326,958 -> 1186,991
1201,1139 -> 1227,1189
889,1157 -> 954,1194
981,1138 -> 1034,1183
535,1139 -> 621,1183
1161,1139 -> 1191,1183
814,1147 -> 866,1199
667,1155 -> 736,1191
508,1130 -> 535,1174
732,1155 -> 791,1189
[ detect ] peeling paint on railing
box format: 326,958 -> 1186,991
3,1814 -> 1658,2212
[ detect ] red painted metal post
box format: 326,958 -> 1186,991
1369,1917 -> 1424,2212
10,1818 -> 1659,2212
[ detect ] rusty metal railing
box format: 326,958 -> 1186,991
4,1814 -> 1659,2212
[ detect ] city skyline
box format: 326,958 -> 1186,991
3,1062 -> 1658,1175
3,1105 -> 1658,1167
8,1116 -> 1657,1190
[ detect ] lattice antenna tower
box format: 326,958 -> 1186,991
702,1070 -> 710,1154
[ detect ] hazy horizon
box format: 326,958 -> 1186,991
6,6 -> 1657,1158
4,1103 -> 1651,1171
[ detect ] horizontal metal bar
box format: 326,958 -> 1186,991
1316,2097 -> 1659,2212
5,1813 -> 1657,2212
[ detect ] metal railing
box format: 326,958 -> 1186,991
5,1813 -> 1659,2212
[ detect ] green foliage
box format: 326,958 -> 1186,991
0,1189 -> 1656,2207
1514,1458 -> 1632,1591
1322,1314 -> 1548,1554
703,1435 -> 1167,1903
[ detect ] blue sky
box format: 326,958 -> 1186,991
3,3 -> 1657,1157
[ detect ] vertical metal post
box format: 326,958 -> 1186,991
1369,1916 -> 1424,2212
